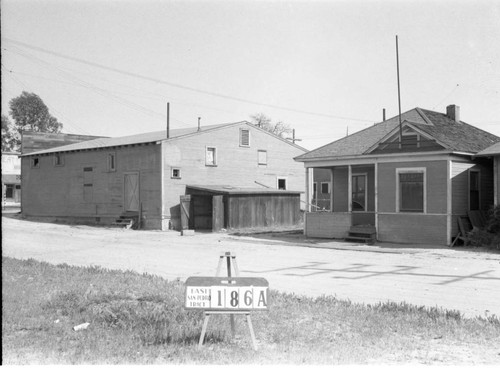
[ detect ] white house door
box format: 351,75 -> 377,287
124,173 -> 139,212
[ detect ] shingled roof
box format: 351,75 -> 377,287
476,142 -> 500,157
295,107 -> 500,161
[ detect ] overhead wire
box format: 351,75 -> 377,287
2,37 -> 376,124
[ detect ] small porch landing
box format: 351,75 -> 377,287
345,225 -> 376,244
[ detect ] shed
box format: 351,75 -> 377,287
183,185 -> 303,231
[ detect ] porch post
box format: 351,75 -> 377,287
447,158 -> 452,245
348,165 -> 352,212
330,168 -> 334,212
305,168 -> 312,212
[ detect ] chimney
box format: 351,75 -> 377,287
446,105 -> 460,122
198,117 -> 201,131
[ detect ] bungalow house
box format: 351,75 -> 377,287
294,105 -> 500,245
20,121 -> 307,231
476,142 -> 500,206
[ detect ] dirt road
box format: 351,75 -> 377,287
3,213 -> 500,318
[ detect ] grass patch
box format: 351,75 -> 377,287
2,257 -> 500,364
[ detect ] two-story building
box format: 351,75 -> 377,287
21,121 -> 307,231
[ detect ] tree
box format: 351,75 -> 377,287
1,114 -> 19,152
250,113 -> 292,138
9,91 -> 63,141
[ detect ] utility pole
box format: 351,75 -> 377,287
286,129 -> 302,144
396,35 -> 403,144
166,102 -> 170,139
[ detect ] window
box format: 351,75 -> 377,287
206,147 -> 217,166
469,170 -> 480,211
31,157 -> 40,168
277,177 -> 287,190
5,184 -> 14,198
83,167 -> 93,202
54,154 -> 64,166
108,152 -> 116,171
258,150 -> 267,165
171,168 -> 181,179
321,182 -> 330,194
397,169 -> 425,213
313,182 -> 317,199
240,128 -> 250,147
352,174 -> 367,211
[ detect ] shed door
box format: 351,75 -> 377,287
212,195 -> 224,232
124,173 -> 139,211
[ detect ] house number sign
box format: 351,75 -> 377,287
185,276 -> 269,311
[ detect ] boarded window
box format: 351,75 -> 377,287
206,147 -> 217,166
258,150 -> 267,165
469,170 -> 480,210
108,152 -> 116,171
240,129 -> 250,147
399,172 -> 424,212
83,167 -> 93,202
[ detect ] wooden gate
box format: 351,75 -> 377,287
212,195 -> 224,232
124,173 -> 139,211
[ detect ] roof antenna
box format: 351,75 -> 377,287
396,35 -> 403,145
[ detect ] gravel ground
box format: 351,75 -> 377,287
2,212 -> 500,319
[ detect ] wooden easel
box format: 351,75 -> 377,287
198,252 -> 258,350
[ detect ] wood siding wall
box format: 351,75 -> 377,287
22,144 -> 162,228
227,194 -> 301,229
162,124 -> 306,229
377,160 -> 447,214
305,212 -> 351,238
378,214 -> 448,244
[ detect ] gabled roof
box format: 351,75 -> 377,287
476,141 -> 500,157
22,121 -> 307,156
295,107 -> 500,161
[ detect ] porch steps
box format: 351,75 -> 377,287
345,226 -> 376,245
113,211 -> 139,229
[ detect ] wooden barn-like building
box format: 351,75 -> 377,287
20,122 -> 307,231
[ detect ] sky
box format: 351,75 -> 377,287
1,0 -> 499,151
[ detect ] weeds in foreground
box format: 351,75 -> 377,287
2,257 -> 500,364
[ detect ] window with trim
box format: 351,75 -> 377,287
31,157 -> 40,168
5,184 -> 14,198
258,150 -> 267,165
321,182 -> 330,194
469,170 -> 480,210
397,169 -> 425,213
108,152 -> 116,171
205,146 -> 217,166
240,128 -> 250,147
277,177 -> 287,190
171,167 -> 181,179
83,167 -> 93,202
54,154 -> 64,166
352,174 -> 367,211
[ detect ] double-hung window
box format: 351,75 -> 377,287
206,146 -> 217,166
397,168 -> 426,213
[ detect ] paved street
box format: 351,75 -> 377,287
2,214 -> 500,318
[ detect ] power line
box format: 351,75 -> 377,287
3,37 -> 376,123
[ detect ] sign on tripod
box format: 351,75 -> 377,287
184,252 -> 269,350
